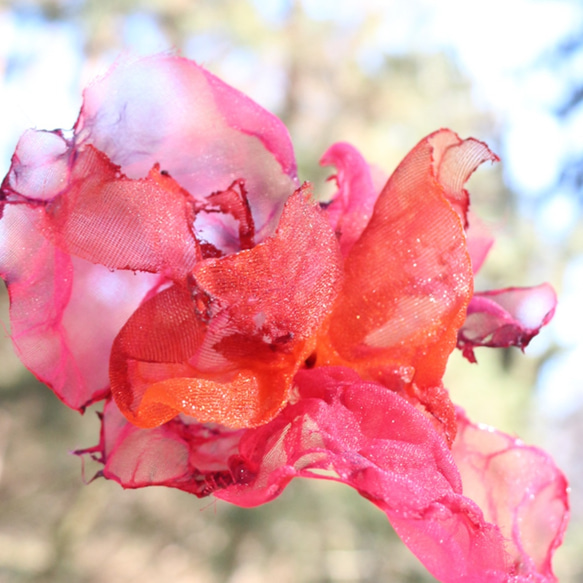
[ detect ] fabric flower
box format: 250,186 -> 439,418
0,55 -> 568,583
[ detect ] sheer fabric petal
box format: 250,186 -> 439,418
428,131 -> 499,227
323,130 -> 477,389
44,147 -> 200,277
76,54 -> 298,237
110,187 -> 343,429
94,368 -> 512,582
457,284 -> 557,363
318,130 -> 489,442
465,212 -> 494,274
92,369 -> 568,582
0,202 -> 158,410
320,142 -> 379,256
453,410 -> 569,581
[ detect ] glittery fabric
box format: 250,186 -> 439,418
0,55 -> 567,583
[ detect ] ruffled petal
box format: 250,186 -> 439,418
429,131 -> 499,227
110,186 -> 343,429
319,142 -> 379,256
1,129 -> 70,203
453,409 -> 568,581
0,203 -> 159,410
323,130 -> 478,385
3,131 -> 202,279
220,367 -> 512,582
93,367 -> 519,582
318,130 -> 491,441
86,399 -> 244,496
76,54 -> 298,237
44,146 -> 200,277
88,369 -> 568,581
457,284 -> 557,363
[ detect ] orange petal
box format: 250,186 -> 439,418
324,130 -> 476,389
111,186 -> 342,429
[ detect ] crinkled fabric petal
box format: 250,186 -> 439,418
194,180 -> 256,255
429,131 -> 499,227
219,368 -> 511,583
453,409 -> 568,581
457,284 -> 557,363
91,367 -> 513,581
90,367 -> 571,581
319,142 -> 379,256
76,54 -> 297,237
86,399 -> 245,496
1,129 -> 70,202
320,131 -> 478,441
43,146 -> 199,278
110,187 -> 343,429
110,282 -> 299,430
0,203 -> 159,410
324,130 -> 476,387
193,186 -> 342,349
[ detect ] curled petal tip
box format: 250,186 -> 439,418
458,283 -> 557,360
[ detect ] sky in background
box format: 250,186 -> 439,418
0,0 -> 582,419
2,0 -> 580,213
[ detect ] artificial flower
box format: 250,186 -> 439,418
0,54 -> 568,583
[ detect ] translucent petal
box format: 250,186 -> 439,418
76,54 -> 298,236
458,284 -> 557,363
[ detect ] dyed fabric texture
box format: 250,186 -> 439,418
0,55 -> 568,582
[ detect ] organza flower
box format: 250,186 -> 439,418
0,55 -> 568,583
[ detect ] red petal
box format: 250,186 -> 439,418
453,409 -> 568,580
110,186 -> 342,429
198,179 -> 256,252
319,142 -> 379,256
76,54 -> 297,237
110,282 -> 297,429
458,284 -> 557,362
193,185 -> 342,349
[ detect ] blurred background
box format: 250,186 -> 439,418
0,0 -> 582,581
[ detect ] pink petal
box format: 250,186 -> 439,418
76,54 -> 298,237
319,142 -> 379,256
221,367 -> 513,582
453,409 -> 568,581
91,367 -> 520,582
88,399 -> 244,494
45,147 -> 200,278
2,129 -> 70,202
0,203 -> 159,410
458,284 -> 557,363
466,211 -> 494,274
